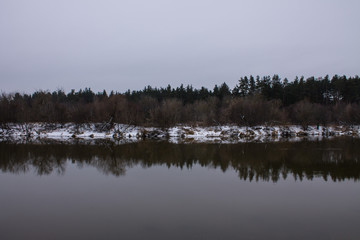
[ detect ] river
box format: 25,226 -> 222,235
1,138 -> 359,239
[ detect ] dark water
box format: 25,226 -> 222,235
1,138 -> 360,240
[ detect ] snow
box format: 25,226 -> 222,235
0,123 -> 359,144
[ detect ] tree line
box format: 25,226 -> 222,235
1,74 -> 360,127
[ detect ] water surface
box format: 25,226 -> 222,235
1,138 -> 359,239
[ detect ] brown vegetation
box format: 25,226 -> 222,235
1,75 -> 360,127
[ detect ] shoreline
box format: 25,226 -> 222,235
1,123 -> 360,144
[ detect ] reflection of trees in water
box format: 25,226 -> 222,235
0,138 -> 360,182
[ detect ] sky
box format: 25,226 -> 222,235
0,0 -> 359,93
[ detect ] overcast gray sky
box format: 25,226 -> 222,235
1,0 -> 359,93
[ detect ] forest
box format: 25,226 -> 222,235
1,74 -> 360,127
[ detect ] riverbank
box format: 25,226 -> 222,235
1,123 -> 360,143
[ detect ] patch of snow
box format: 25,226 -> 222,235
1,123 -> 359,144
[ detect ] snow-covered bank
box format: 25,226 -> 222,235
1,123 -> 360,143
